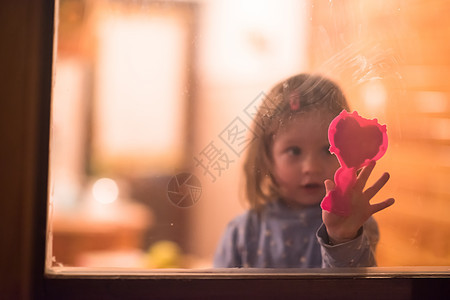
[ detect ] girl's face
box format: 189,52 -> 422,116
271,110 -> 340,207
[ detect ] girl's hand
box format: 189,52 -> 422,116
322,161 -> 395,244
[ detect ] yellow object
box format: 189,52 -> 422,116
145,240 -> 182,268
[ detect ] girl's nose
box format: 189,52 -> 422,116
302,154 -> 322,174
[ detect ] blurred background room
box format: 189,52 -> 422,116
49,0 -> 450,269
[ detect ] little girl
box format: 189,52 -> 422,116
213,73 -> 395,268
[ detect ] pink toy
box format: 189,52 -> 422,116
320,110 -> 388,216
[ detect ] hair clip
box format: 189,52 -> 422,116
289,92 -> 300,111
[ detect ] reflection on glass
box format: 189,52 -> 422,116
49,0 -> 450,270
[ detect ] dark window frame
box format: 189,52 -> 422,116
6,0 -> 446,299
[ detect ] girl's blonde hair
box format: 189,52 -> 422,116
243,73 -> 350,210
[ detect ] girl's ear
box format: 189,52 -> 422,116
268,173 -> 281,200
260,172 -> 279,200
269,172 -> 278,187
270,133 -> 277,142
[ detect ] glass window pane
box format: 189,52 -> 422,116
48,0 -> 450,271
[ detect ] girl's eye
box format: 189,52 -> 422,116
287,146 -> 301,156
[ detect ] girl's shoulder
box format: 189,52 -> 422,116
226,200 -> 286,228
227,209 -> 261,228
223,208 -> 267,237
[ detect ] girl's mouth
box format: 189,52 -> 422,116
302,183 -> 322,191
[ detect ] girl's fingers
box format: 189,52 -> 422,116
354,161 -> 376,191
370,198 -> 395,215
364,172 -> 390,200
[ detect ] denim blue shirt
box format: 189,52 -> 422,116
213,200 -> 378,268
